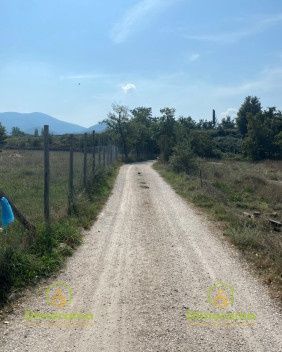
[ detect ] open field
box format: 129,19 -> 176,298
0,150 -> 90,223
0,149 -> 119,305
154,159 -> 282,300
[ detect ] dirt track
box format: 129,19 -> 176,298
0,162 -> 281,351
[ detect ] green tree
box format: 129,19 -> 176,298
169,141 -> 196,174
11,126 -> 25,137
243,108 -> 282,160
237,96 -> 262,137
104,104 -> 130,161
174,116 -> 196,142
130,107 -> 156,160
191,131 -> 221,158
197,119 -> 214,129
157,108 -> 176,162
274,131 -> 282,158
0,123 -> 7,147
219,116 -> 235,129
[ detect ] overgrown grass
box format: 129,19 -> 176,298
0,150 -> 120,306
154,159 -> 282,301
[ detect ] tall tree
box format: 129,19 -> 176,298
237,96 -> 262,137
104,104 -> 130,161
157,108 -> 176,162
243,107 -> 282,160
130,107 -> 156,160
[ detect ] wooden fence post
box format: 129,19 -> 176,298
68,134 -> 74,214
107,140 -> 110,166
110,144 -> 113,165
98,137 -> 102,168
113,146 -> 116,162
92,131 -> 96,177
200,169 -> 203,188
43,125 -> 50,225
103,137 -> 106,167
83,133 -> 87,188
116,146 -> 118,161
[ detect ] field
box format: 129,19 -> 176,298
0,149 -> 119,305
154,159 -> 282,300
0,150 -> 92,223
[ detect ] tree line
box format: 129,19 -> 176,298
0,127 -> 114,152
0,96 -> 281,162
104,97 -> 281,163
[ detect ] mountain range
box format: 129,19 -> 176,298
0,112 -> 106,135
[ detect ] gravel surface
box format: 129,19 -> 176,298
0,161 -> 281,351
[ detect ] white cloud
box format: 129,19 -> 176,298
185,13 -> 282,44
220,108 -> 237,119
189,53 -> 200,62
121,83 -> 137,94
111,0 -> 179,44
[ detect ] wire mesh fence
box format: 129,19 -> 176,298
0,126 -> 118,230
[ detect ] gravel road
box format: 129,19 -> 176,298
0,161 -> 281,351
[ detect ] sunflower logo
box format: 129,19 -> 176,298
207,281 -> 234,310
45,281 -> 73,309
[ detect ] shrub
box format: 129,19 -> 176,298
169,142 -> 197,174
191,131 -> 222,159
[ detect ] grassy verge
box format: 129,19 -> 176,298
0,150 -> 120,306
154,160 -> 282,301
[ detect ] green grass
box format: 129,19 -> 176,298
0,150 -> 92,222
0,150 -> 120,306
154,159 -> 282,301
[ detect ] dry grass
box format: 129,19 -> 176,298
154,159 -> 282,302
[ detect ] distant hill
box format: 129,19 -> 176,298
87,122 -> 107,133
0,112 -> 106,135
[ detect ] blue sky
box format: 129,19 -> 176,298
0,0 -> 282,127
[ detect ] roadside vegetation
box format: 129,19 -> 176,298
154,160 -> 282,300
0,150 -> 119,306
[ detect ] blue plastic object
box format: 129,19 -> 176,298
0,197 -> 15,227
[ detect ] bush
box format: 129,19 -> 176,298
191,131 -> 222,159
169,142 -> 197,174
